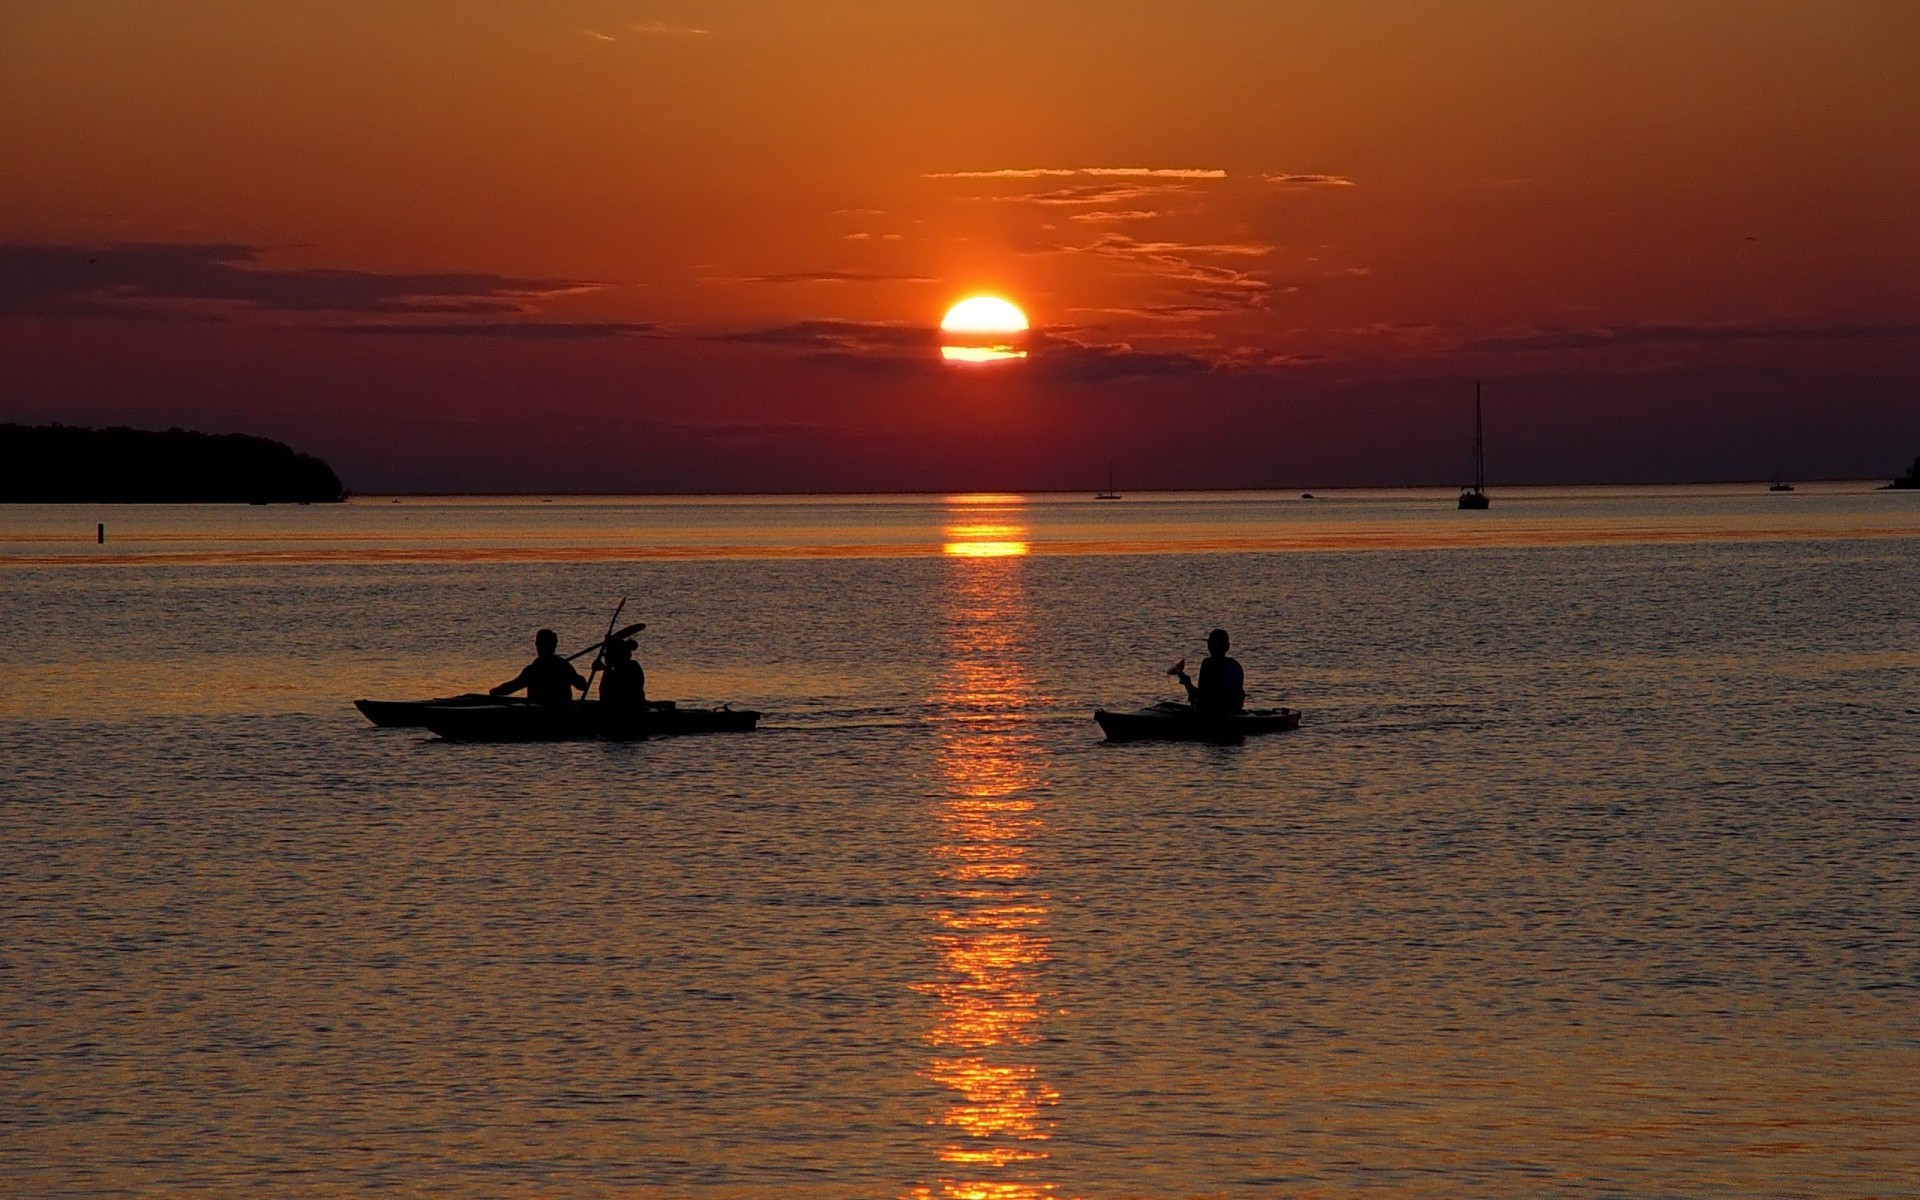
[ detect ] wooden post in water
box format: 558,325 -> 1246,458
97,522 -> 105,544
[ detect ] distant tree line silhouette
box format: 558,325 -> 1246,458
1,424 -> 345,502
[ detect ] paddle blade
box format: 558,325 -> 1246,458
1166,658 -> 1186,677
565,623 -> 647,662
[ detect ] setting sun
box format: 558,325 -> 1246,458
941,296 -> 1029,335
940,296 -> 1029,363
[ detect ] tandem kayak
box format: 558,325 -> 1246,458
1093,701 -> 1301,743
419,700 -> 758,743
354,694 -> 536,728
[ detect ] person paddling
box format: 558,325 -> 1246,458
1175,628 -> 1245,716
597,636 -> 647,709
490,628 -> 588,705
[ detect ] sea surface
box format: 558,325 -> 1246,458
3,486 -> 1918,1198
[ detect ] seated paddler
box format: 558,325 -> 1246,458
598,636 -> 647,709
1175,627 -> 1246,716
490,628 -> 587,705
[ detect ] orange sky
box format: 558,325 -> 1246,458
3,1 -> 1917,491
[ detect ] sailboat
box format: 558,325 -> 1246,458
1458,381 -> 1490,510
1095,461 -> 1121,500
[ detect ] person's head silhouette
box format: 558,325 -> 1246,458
1208,628 -> 1230,657
535,628 -> 558,656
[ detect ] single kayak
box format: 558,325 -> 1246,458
1093,701 -> 1301,743
420,700 -> 758,743
354,693 -> 536,728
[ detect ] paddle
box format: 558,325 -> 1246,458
565,622 -> 645,662
580,597 -> 627,700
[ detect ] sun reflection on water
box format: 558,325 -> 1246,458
910,500 -> 1058,1200
942,497 -> 1031,557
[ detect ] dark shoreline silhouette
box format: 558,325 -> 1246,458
1889,456 -> 1920,490
0,424 -> 346,503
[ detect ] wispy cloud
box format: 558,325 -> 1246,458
710,320 -> 937,352
1044,234 -> 1277,309
1027,331 -> 1218,381
926,167 -> 1227,180
1090,236 -> 1272,259
1068,210 -> 1161,224
724,270 -> 937,285
581,28 -> 618,42
1459,321 -> 1920,353
984,182 -> 1192,207
1067,303 -> 1234,322
707,320 -> 1223,382
335,320 -> 657,338
1263,173 -> 1356,187
630,20 -> 709,35
0,242 -> 598,318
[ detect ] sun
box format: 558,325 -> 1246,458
940,296 -> 1028,335
939,295 -> 1029,363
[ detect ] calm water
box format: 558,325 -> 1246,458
4,487 -> 1918,1198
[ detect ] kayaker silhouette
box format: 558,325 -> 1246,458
490,628 -> 588,705
597,636 -> 647,709
1172,628 -> 1246,716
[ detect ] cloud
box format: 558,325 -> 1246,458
708,319 -> 1220,382
1458,321 -> 1920,353
1048,235 -> 1276,309
630,21 -> 709,35
730,270 -> 937,285
983,182 -> 1193,207
582,28 -> 618,41
0,242 -> 597,318
334,320 -> 658,338
1089,236 -> 1271,258
926,167 -> 1227,179
1067,303 -> 1235,322
1263,173 -> 1356,187
1027,332 -> 1219,381
710,320 -> 939,352
1068,210 -> 1161,224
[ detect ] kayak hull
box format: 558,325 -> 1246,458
355,694 -> 530,728
420,701 -> 757,743
1093,702 -> 1300,743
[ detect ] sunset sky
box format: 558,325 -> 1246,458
4,1 -> 1917,492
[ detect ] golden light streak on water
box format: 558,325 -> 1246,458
912,502 -> 1058,1200
942,524 -> 1031,558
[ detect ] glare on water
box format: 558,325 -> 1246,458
914,536 -> 1058,1198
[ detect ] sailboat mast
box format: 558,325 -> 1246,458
1473,380 -> 1485,493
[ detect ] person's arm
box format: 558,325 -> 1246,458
569,663 -> 589,693
1179,661 -> 1203,706
490,665 -> 531,697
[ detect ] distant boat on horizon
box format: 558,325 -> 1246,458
1458,381 -> 1490,510
1095,461 -> 1121,500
